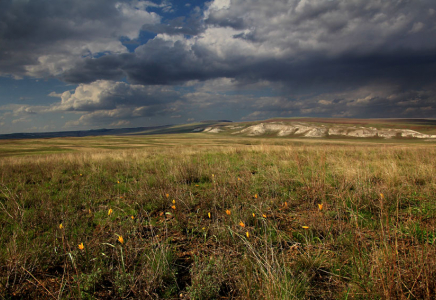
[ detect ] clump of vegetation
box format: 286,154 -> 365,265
0,138 -> 435,299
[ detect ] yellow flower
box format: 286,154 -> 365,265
172,199 -> 176,204
246,231 -> 250,238
239,221 -> 245,228
380,193 -> 384,200
59,223 -> 63,229
302,226 -> 309,229
80,174 -> 82,176
254,194 -> 258,199
118,235 -> 124,244
252,213 -> 255,217
117,181 -> 120,184
131,216 -> 134,220
208,212 -> 211,219
283,202 -> 288,209
78,243 -> 84,250
318,203 -> 323,211
226,209 -> 231,215
171,205 -> 176,210
262,214 -> 267,218
108,208 -> 113,216
166,193 -> 169,198
238,177 -> 241,181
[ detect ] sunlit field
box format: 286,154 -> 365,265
1,134 -> 435,299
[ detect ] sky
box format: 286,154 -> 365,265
0,0 -> 436,134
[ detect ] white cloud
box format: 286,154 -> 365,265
110,120 -> 131,126
50,80 -> 180,112
44,80 -> 181,126
409,22 -> 425,34
12,117 -> 31,124
318,100 -> 332,105
115,2 -> 161,39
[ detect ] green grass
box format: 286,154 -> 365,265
0,135 -> 435,299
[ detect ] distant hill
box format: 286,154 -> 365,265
0,125 -> 171,140
0,121 -> 231,140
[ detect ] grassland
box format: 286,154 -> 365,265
1,134 -> 435,299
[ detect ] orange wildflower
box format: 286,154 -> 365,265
78,243 -> 84,250
239,221 -> 245,228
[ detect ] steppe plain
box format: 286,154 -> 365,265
1,118 -> 435,299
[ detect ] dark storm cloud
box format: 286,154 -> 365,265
238,50 -> 436,94
62,37 -> 232,84
3,0 -> 436,91
239,84 -> 436,120
61,0 -> 436,91
2,0 -> 436,125
60,55 -> 128,84
62,42 -> 436,99
0,0 -> 160,77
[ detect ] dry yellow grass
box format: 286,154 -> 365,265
0,135 -> 435,299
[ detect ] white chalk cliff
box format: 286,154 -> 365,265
202,122 -> 436,139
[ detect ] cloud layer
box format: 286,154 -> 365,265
63,0 -> 436,87
1,0 -> 436,131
